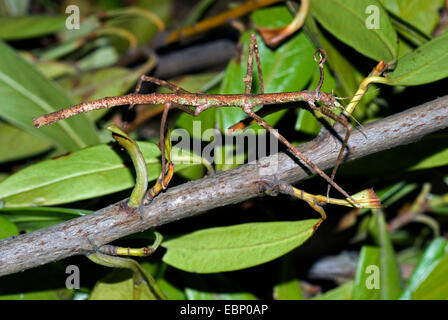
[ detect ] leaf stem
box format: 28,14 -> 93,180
106,125 -> 148,207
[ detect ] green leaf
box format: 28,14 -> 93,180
36,16 -> 100,61
0,142 -> 160,207
294,109 -> 320,136
217,5 -> 315,132
172,145 -> 213,175
305,16 -> 358,95
0,122 -> 52,163
89,269 -> 156,300
34,60 -> 77,80
212,144 -> 246,172
412,250 -> 448,299
311,0 -> 397,62
408,142 -> 448,171
139,261 -> 186,300
162,220 -> 319,273
392,19 -> 430,49
380,0 -> 445,35
0,16 -> 66,40
107,125 -> 149,207
182,0 -> 216,26
387,32 -> 448,85
77,45 -> 119,70
0,141 -> 206,207
353,211 -> 403,300
353,246 -> 382,299
0,41 -> 99,151
400,238 -> 448,299
377,181 -> 418,207
312,281 -> 353,300
369,210 -> 404,299
58,64 -> 157,121
38,39 -> 87,61
171,124 -> 214,179
273,278 -> 302,300
57,16 -> 100,43
0,173 -> 9,183
429,194 -> 448,215
0,207 -> 89,232
88,253 -> 166,300
156,278 -> 186,300
304,16 -> 379,121
175,165 -> 205,181
273,257 -> 303,300
106,0 -> 172,45
0,215 -> 18,239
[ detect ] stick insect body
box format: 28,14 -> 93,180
33,91 -> 337,127
33,34 -> 358,206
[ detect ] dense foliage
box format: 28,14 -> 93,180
0,0 -> 447,300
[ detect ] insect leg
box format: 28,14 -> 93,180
307,102 -> 353,200
242,103 -> 359,206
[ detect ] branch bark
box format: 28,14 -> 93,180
1,95 -> 447,277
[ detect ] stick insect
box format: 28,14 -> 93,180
34,34 -> 360,206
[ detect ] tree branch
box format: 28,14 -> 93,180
1,95 -> 447,277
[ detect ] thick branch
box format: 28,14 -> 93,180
1,96 -> 448,277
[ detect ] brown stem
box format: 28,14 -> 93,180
1,95 -> 448,277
